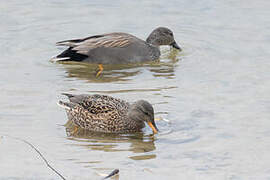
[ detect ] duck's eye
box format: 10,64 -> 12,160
144,111 -> 150,116
143,111 -> 149,116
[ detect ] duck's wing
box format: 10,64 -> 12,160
62,93 -> 129,114
56,33 -> 135,55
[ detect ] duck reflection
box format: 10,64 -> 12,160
148,48 -> 180,78
58,48 -> 180,82
60,62 -> 141,83
65,120 -> 156,160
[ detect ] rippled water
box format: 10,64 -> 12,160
1,0 -> 270,179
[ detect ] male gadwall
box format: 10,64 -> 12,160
58,93 -> 158,134
52,27 -> 181,76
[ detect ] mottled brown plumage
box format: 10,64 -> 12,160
58,93 -> 158,133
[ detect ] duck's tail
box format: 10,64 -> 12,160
57,100 -> 76,110
51,47 -> 88,62
50,56 -> 70,63
62,93 -> 75,99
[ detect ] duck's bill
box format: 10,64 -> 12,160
147,121 -> 159,134
170,41 -> 182,51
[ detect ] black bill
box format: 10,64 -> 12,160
170,41 -> 182,51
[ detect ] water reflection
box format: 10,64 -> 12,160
65,120 -> 156,160
59,62 -> 141,83
149,48 -> 180,79
56,48 -> 180,82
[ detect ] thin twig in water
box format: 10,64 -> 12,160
103,169 -> 119,179
2,135 -> 66,180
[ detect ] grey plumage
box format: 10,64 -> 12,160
52,27 -> 181,64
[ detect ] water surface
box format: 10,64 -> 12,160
0,0 -> 270,179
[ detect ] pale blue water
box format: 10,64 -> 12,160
0,0 -> 270,179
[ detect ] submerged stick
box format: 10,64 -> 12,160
2,135 -> 66,180
103,169 -> 119,179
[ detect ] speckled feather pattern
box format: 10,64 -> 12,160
60,94 -> 146,133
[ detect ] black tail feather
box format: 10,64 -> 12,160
56,47 -> 88,61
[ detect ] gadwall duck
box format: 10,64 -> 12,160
52,27 -> 181,76
58,93 -> 158,134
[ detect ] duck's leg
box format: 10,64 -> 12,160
96,64 -> 104,77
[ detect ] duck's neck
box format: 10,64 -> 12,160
145,34 -> 160,60
126,110 -> 145,130
147,43 -> 160,60
146,34 -> 159,47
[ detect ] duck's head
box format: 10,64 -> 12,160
146,27 -> 181,51
130,100 -> 158,134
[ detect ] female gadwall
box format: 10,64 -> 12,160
52,27 -> 181,76
58,93 -> 158,134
